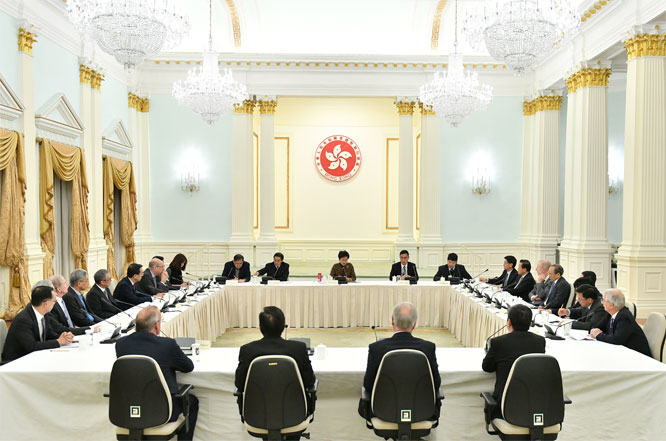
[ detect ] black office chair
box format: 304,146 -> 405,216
480,354 -> 572,441
105,355 -> 194,441
360,349 -> 444,440
234,355 -> 318,440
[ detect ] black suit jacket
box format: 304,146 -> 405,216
138,269 -> 169,296
482,331 -> 546,401
363,332 -> 440,395
488,269 -> 520,290
116,331 -> 194,396
543,277 -> 571,310
389,262 -> 419,280
1,305 -> 61,362
506,273 -> 536,302
433,264 -> 471,281
256,262 -> 290,281
235,336 -> 315,397
46,301 -> 88,336
86,284 -> 121,319
113,277 -> 149,310
63,287 -> 102,327
568,297 -> 609,331
222,261 -> 251,282
596,307 -> 651,357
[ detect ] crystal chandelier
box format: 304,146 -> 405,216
419,0 -> 493,127
462,0 -> 580,75
65,0 -> 190,70
172,0 -> 248,124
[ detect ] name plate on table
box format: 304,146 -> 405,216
226,279 -> 239,285
267,280 -> 280,286
397,280 -> 410,286
325,279 -> 338,285
437,280 -> 451,286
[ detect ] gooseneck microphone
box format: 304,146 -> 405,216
471,268 -> 489,280
371,325 -> 378,342
284,324 -> 289,340
484,324 -> 507,352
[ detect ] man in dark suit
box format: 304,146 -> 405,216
116,305 -> 198,440
433,252 -> 472,281
235,306 -> 315,413
139,258 -> 171,296
254,252 -> 290,281
529,259 -> 552,306
87,269 -> 122,319
558,284 -> 608,331
222,254 -> 251,282
63,269 -> 102,327
482,304 -> 546,418
2,286 -> 74,363
114,263 -> 156,310
591,289 -> 651,357
482,255 -> 519,290
44,276 -> 93,336
540,264 -> 571,312
506,259 -> 536,302
389,249 -> 419,281
359,302 -> 440,419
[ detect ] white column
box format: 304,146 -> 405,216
17,25 -> 44,283
229,100 -> 256,261
396,99 -> 416,245
559,63 -> 613,290
255,98 -> 278,265
616,25 -> 666,316
417,104 -> 443,268
134,96 -> 152,263
84,68 -> 108,272
519,100 -> 535,249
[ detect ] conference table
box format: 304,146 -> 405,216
0,282 -> 665,441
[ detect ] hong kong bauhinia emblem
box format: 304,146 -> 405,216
315,135 -> 361,182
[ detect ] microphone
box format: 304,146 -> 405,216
484,324 -> 507,352
371,325 -> 378,342
470,268 -> 489,280
184,271 -> 203,280
284,324 -> 288,340
160,329 -> 170,338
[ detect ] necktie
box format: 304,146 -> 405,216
235,268 -> 240,278
105,288 -> 111,302
152,275 -> 157,288
402,265 -> 406,276
61,301 -> 74,328
514,276 -> 523,289
78,294 -> 94,322
504,272 -> 509,287
609,317 -> 615,334
545,281 -> 555,302
274,266 -> 280,277
450,268 -> 455,275
40,317 -> 46,342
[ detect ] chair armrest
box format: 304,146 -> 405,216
436,387 -> 445,400
480,392 -> 497,406
480,392 -> 497,427
563,395 -> 572,405
233,387 -> 243,397
174,384 -> 193,399
360,386 -> 370,402
103,392 -> 110,398
306,379 -> 319,394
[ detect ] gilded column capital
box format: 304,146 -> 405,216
79,65 -> 93,85
137,97 -> 150,113
623,24 -> 666,60
419,102 -> 436,116
258,100 -> 278,115
395,100 -> 415,116
128,92 -> 141,110
522,100 -> 536,116
233,99 -> 256,114
18,27 -> 37,54
90,70 -> 105,90
565,63 -> 612,94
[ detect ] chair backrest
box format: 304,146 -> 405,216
566,285 -> 576,308
243,355 -> 308,431
502,354 -> 564,428
371,349 -> 436,423
109,355 -> 172,429
0,319 -> 7,356
624,300 -> 637,317
643,312 -> 666,362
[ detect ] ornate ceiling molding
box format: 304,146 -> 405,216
224,0 -> 242,48
430,0 -> 447,50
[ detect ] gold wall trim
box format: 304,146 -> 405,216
18,28 -> 37,54
258,100 -> 277,115
385,138 -> 399,230
396,101 -> 415,116
431,0 -> 448,50
565,67 -> 612,94
224,0 -> 242,48
624,33 -> 666,60
79,65 -> 93,85
234,99 -> 256,114
274,137 -> 290,230
152,59 -> 508,70
581,1 -> 609,23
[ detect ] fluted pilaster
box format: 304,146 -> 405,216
395,98 -> 415,244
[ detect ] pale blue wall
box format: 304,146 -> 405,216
607,90 -> 625,245
101,75 -> 129,133
149,93 -> 233,241
33,35 -> 80,115
0,11 -> 19,95
440,97 -> 523,242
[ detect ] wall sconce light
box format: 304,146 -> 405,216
608,174 -> 621,195
181,169 -> 200,193
472,168 -> 490,195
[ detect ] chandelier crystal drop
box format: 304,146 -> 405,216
65,0 -> 190,70
419,0 -> 493,127
172,0 -> 248,124
462,0 -> 580,75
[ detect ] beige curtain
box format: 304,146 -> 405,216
102,156 -> 137,280
0,129 -> 32,320
39,138 -> 90,277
